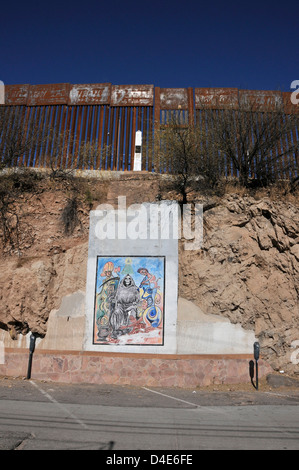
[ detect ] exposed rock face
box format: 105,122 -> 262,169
179,194 -> 299,375
0,243 -> 88,338
0,174 -> 298,376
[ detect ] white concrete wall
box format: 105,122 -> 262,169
177,298 -> 256,354
83,201 -> 179,354
0,295 -> 256,355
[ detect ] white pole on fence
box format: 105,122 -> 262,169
133,130 -> 142,171
0,81 -> 5,105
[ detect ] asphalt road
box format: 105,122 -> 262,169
0,377 -> 299,452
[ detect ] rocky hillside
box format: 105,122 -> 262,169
0,171 -> 298,376
180,193 -> 299,376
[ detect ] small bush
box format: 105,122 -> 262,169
60,196 -> 81,235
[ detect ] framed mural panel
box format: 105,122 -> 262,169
93,256 -> 165,346
84,201 -> 178,354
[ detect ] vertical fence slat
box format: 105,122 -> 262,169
107,107 -> 114,170
35,105 -> 47,167
130,107 -> 137,171
26,107 -> 38,167
118,107 -> 125,170
57,105 -> 67,168
142,107 -> 147,171
53,105 -> 63,168
20,106 -> 31,166
79,105 -> 88,169
112,107 -> 120,170
124,107 -> 131,171
73,106 -> 83,168
39,106 -> 50,167
96,105 -> 104,170
102,105 -> 110,170
90,105 -> 99,169
147,107 -> 154,172
44,105 -> 55,168
68,106 -> 77,168
61,105 -> 72,168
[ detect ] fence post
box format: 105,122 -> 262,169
188,87 -> 194,127
154,87 -> 160,128
154,87 -> 160,172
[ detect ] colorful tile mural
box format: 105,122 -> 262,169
93,256 -> 165,346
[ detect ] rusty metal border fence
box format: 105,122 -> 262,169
0,83 -> 298,177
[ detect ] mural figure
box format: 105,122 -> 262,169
93,256 -> 165,345
137,268 -> 162,328
95,261 -> 120,340
110,274 -> 140,339
121,257 -> 134,276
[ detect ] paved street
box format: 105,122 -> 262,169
0,377 -> 299,451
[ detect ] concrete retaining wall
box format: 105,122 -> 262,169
0,349 -> 272,388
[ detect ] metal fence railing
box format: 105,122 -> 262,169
0,83 -> 298,178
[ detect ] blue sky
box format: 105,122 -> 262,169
1,0 -> 298,91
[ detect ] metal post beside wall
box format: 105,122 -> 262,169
249,341 -> 260,390
26,333 -> 37,380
